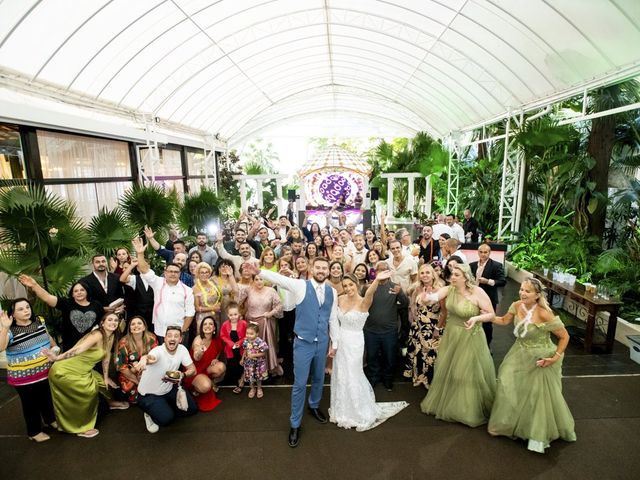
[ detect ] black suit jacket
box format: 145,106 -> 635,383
470,258 -> 506,309
81,272 -> 125,309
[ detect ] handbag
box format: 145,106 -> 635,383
176,385 -> 188,411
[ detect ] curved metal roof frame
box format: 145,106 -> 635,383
0,0 -> 639,143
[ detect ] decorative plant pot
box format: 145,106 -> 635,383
615,318 -> 640,348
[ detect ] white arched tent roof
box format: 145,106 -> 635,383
1,0 -> 640,145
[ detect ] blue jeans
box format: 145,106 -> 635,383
138,384 -> 198,427
364,330 -> 397,387
290,337 -> 328,428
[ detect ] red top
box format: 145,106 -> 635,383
183,336 -> 223,390
219,319 -> 247,359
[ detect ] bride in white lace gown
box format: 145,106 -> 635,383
329,271 -> 409,431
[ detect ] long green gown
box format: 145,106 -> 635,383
488,304 -> 576,446
420,287 -> 496,427
49,348 -> 108,433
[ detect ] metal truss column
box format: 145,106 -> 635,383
203,136 -> 218,193
135,115 -> 161,184
497,115 -> 525,240
446,134 -> 461,215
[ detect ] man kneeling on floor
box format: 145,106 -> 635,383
136,325 -> 197,432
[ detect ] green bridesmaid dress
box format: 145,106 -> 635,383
488,304 -> 576,450
421,287 -> 496,427
49,348 -> 108,433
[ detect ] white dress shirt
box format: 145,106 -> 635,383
258,269 -> 339,349
141,270 -> 195,337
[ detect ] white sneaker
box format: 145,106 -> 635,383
401,347 -> 408,357
144,413 -> 159,433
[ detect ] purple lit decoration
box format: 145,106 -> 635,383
318,174 -> 352,204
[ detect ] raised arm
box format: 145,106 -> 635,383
132,237 -> 150,274
119,259 -> 138,284
0,312 -> 12,352
361,270 -> 392,310
493,302 -> 516,326
43,330 -> 102,362
247,217 -> 263,240
18,275 -> 58,308
379,209 -> 388,246
244,262 -> 306,303
143,225 -> 162,251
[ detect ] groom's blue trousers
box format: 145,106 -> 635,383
290,336 -> 329,428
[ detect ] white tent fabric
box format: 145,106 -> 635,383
1,0 -> 639,143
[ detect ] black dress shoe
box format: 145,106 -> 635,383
288,427 -> 300,448
308,407 -> 328,424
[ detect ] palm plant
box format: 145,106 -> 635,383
87,207 -> 136,258
176,187 -> 222,236
0,185 -> 89,295
119,183 -> 177,237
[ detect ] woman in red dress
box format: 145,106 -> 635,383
183,316 -> 225,412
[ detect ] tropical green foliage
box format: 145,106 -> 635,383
595,225 -> 640,321
218,149 -> 242,218
369,132 -> 449,215
120,183 -> 177,235
176,187 -> 222,236
0,185 -> 89,295
457,155 -> 502,237
87,207 -> 136,258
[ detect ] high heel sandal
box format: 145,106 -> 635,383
29,432 -> 50,443
77,429 -> 99,438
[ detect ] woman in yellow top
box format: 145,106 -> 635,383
193,262 -> 222,331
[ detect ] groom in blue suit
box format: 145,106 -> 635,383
247,257 -> 339,447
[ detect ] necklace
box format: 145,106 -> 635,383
514,302 -> 537,338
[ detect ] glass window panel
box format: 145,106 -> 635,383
46,183 -> 98,223
0,124 -> 26,180
95,181 -> 131,212
139,148 -> 183,177
186,150 -> 217,177
152,179 -> 184,199
37,130 -> 131,179
46,181 -> 132,223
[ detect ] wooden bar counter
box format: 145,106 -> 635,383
533,272 -> 622,354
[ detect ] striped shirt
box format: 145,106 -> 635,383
6,318 -> 52,387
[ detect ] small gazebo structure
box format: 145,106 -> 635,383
298,145 -> 372,209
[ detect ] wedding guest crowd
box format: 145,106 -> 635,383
2,202 -> 574,453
